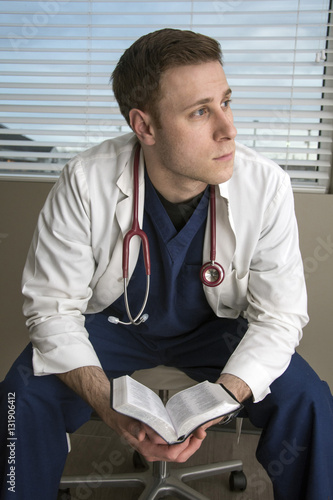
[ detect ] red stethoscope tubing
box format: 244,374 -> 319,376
210,183 -> 217,262
122,145 -> 151,280
122,143 -> 225,288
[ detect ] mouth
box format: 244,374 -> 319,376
213,152 -> 234,162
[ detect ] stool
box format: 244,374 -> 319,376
59,366 -> 247,499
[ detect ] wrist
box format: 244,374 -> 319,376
219,382 -> 239,403
217,373 -> 252,403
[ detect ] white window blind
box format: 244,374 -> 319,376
0,0 -> 332,193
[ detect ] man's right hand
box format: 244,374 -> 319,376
57,366 -> 206,463
104,409 -> 206,463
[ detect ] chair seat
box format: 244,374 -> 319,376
132,365 -> 198,393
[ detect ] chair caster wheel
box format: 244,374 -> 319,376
133,450 -> 146,469
229,470 -> 247,491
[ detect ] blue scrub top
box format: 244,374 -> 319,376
106,170 -> 217,338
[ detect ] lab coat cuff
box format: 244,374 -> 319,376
32,344 -> 102,376
221,355 -> 272,403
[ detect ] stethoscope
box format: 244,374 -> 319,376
108,144 -> 225,327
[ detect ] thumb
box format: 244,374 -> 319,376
193,427 -> 207,440
129,422 -> 146,442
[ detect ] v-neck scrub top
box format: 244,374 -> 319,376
98,172 -> 247,382
106,172 -> 217,337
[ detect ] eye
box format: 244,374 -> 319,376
222,99 -> 232,109
192,107 -> 208,118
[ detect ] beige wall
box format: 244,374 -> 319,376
294,193 -> 333,389
0,182 -> 332,390
0,181 -> 53,378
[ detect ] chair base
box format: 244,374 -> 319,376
60,457 -> 245,500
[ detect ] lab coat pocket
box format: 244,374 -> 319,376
204,269 -> 249,317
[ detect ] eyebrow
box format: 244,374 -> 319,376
183,88 -> 232,112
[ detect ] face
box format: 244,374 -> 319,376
145,61 -> 237,199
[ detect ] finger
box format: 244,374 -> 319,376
124,428 -> 205,464
192,427 -> 207,440
171,435 -> 204,463
128,421 -> 146,442
144,434 -> 204,463
142,424 -> 169,445
144,436 -> 204,463
206,416 -> 224,427
133,437 -> 191,463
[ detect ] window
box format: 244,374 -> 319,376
0,0 -> 332,192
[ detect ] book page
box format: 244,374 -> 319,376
126,376 -> 173,426
166,381 -> 239,437
112,376 -> 241,444
113,376 -> 179,443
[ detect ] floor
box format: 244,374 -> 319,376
60,419 -> 274,500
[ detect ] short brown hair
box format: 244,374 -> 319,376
111,28 -> 223,127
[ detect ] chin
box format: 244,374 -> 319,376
212,167 -> 234,185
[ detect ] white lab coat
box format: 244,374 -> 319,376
22,132 -> 308,402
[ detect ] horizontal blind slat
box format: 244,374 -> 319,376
2,118 -> 332,131
2,105 -> 332,119
2,95 -> 333,107
1,83 -> 332,94
2,134 -> 332,144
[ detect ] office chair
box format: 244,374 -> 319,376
59,365 -> 247,499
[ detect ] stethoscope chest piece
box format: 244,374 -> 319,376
199,184 -> 225,288
200,261 -> 225,287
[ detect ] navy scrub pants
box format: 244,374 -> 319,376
1,313 -> 332,500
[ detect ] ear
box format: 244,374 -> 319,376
129,109 -> 156,146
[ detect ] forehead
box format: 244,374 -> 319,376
158,61 -> 229,109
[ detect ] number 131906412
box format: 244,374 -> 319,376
7,393 -> 16,493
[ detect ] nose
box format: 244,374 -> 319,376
213,108 -> 237,142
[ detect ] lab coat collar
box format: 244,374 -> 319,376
115,140 -> 145,227
115,137 -> 142,197
217,178 -> 231,200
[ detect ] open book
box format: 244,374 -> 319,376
111,375 -> 243,445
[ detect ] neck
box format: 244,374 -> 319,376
143,153 -> 207,204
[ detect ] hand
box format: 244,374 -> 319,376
107,410 -> 207,463
57,367 -> 206,462
57,367 -> 203,462
191,415 -> 226,441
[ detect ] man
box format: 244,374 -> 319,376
1,28 -> 332,500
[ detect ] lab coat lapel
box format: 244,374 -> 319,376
90,147 -> 145,309
203,182 -> 236,313
115,144 -> 145,229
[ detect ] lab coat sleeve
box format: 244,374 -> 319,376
22,159 -> 102,375
222,174 -> 308,402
